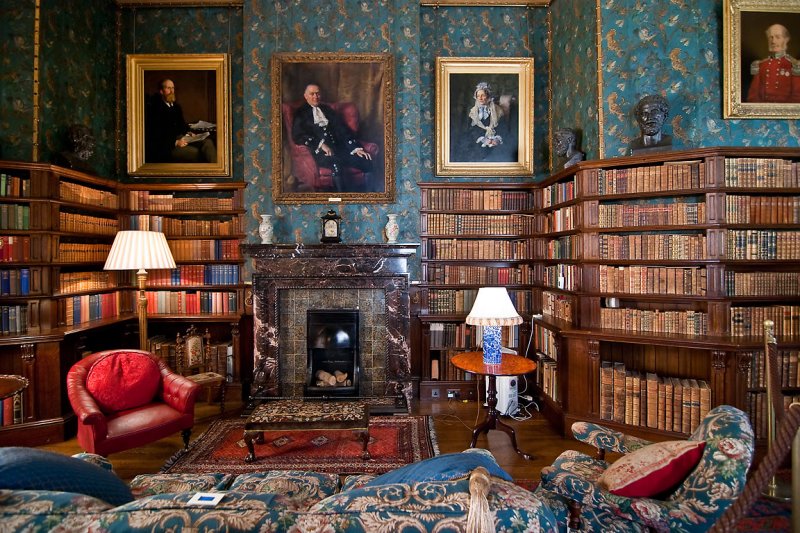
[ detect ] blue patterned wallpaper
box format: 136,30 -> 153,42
120,6 -> 244,181
550,0 -> 599,165
39,0 -> 117,176
598,0 -> 799,157
0,2 -> 37,162
419,6 -> 550,182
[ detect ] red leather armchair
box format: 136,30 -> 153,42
281,100 -> 379,192
67,349 -> 201,457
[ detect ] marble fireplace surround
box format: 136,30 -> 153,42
242,243 -> 418,404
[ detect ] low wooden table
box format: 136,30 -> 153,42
243,399 -> 370,463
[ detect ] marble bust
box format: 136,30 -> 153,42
629,94 -> 673,155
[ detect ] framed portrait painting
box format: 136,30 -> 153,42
724,0 -> 800,118
271,52 -> 395,204
126,54 -> 230,176
435,57 -> 534,177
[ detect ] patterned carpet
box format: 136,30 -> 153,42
161,415 -> 439,476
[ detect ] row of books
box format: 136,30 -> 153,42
125,215 -> 242,236
424,238 -> 534,261
723,158 -> 798,188
725,271 -> 800,297
591,161 -> 706,195
428,322 -> 478,350
58,271 -> 115,294
60,181 -> 118,209
744,349 -> 800,388
726,195 -> 800,225
542,235 -> 579,260
730,306 -> 800,338
145,290 -> 239,315
58,243 -> 111,263
745,392 -> 800,438
0,393 -> 23,426
422,189 -> 534,211
0,268 -> 32,296
600,362 -> 712,434
0,174 -> 30,198
426,288 -> 533,315
0,305 -> 28,335
598,233 -> 707,261
145,333 -> 234,380
167,239 -> 241,261
125,191 -> 241,211
429,350 -> 476,381
542,291 -> 573,323
59,212 -> 118,235
146,264 -> 240,286
422,264 -> 533,285
541,178 -> 575,208
0,204 -> 29,230
534,326 -> 558,360
61,292 -> 122,326
421,213 -> 535,235
538,355 -> 558,402
542,263 -> 580,291
0,236 -> 31,262
542,206 -> 576,233
598,265 -> 707,296
598,201 -> 705,227
600,308 -> 708,336
726,230 -> 799,260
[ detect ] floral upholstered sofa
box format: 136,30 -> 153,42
0,447 -> 557,532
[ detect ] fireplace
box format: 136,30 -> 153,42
306,309 -> 359,397
242,243 -> 418,405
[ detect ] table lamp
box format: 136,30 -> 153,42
466,287 -> 523,365
104,230 -> 176,349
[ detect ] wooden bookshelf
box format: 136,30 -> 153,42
532,147 -> 800,441
416,182 -> 537,400
118,182 -> 247,388
0,161 -> 138,446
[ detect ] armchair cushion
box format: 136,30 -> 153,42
599,440 -> 705,497
0,448 -> 133,506
86,351 -> 161,413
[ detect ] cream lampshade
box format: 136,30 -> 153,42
465,287 -> 523,364
104,231 -> 176,349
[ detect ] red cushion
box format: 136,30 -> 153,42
86,352 -> 161,413
598,440 -> 706,498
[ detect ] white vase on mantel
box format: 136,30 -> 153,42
385,213 -> 400,244
259,214 -> 274,245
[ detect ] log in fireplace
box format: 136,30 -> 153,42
306,309 -> 359,397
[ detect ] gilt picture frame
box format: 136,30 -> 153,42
435,57 -> 534,177
271,52 -> 395,204
723,0 -> 800,118
126,54 -> 231,177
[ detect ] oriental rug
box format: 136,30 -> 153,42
162,415 -> 438,476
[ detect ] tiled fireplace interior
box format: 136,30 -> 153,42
279,288 -> 387,397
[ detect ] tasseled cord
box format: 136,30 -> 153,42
466,466 -> 495,533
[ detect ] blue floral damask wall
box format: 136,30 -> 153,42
598,0 -> 799,156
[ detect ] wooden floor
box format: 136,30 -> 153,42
38,398 -> 597,482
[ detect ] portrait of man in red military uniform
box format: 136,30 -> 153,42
746,23 -> 800,103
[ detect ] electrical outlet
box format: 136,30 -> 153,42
447,389 -> 460,399
431,389 -> 440,398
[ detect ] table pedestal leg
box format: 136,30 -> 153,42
469,374 -> 535,461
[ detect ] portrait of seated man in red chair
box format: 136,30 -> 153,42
283,83 -> 380,193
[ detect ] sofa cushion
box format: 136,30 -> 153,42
598,440 -> 706,497
228,471 -> 339,510
86,351 -> 161,413
362,448 -> 512,487
0,448 -> 133,506
128,473 -> 235,499
0,489 -> 112,531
